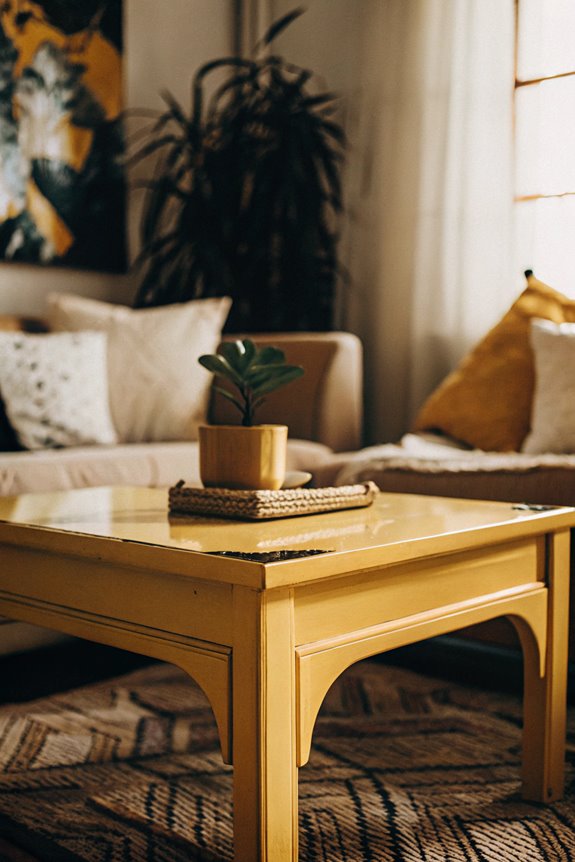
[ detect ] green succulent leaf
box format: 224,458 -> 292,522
198,354 -> 244,387
199,337 -> 303,424
254,346 -> 286,365
219,339 -> 257,373
248,365 -> 304,397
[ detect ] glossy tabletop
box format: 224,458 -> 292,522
0,486 -> 574,590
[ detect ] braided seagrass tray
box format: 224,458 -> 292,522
168,480 -> 379,520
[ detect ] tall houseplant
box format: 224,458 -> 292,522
129,9 -> 345,332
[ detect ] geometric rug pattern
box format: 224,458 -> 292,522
0,659 -> 574,861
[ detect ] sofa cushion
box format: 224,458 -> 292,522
48,293 -> 231,443
0,439 -> 334,496
522,318 -> 575,454
329,443 -> 575,508
0,331 -> 117,450
413,272 -> 575,451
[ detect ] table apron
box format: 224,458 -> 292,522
0,543 -> 233,644
293,537 -> 544,644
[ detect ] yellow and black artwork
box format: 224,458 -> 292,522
0,0 -> 125,270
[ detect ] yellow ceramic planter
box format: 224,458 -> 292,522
199,424 -> 288,490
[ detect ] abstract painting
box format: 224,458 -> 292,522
0,0 -> 125,271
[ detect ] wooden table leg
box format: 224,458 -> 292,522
232,586 -> 298,861
522,529 -> 570,802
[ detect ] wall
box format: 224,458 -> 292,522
0,0 -> 233,316
270,0 -> 361,98
269,0 -> 365,338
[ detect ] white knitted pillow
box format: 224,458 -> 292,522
0,331 -> 117,450
522,318 -> 575,454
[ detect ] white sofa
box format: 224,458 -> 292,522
0,329 -> 363,496
0,323 -> 363,653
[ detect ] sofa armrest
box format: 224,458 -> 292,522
209,332 -> 363,452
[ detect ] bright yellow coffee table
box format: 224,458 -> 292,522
0,486 -> 573,861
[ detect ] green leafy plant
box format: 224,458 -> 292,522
198,339 -> 304,426
128,8 -> 345,332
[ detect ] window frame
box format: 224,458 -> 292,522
514,0 -> 575,204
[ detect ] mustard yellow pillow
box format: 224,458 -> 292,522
413,272 -> 575,451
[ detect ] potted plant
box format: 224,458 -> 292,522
128,9 -> 345,332
198,338 -> 304,489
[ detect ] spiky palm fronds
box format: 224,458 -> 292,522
130,9 -> 345,332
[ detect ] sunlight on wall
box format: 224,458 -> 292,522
515,198 -> 575,297
515,0 -> 575,297
517,0 -> 575,80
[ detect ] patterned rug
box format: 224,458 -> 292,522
0,659 -> 574,861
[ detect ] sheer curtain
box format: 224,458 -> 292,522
342,0 -> 516,443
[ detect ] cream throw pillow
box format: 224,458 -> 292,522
522,318 -> 575,454
0,331 -> 117,450
48,294 -> 232,443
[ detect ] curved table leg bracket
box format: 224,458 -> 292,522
296,586 -> 548,770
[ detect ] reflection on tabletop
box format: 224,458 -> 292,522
0,485 -> 555,557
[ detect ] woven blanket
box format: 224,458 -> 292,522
0,660 -> 574,861
325,431 -> 575,485
337,451 -> 575,482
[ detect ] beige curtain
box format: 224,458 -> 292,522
342,0 -> 516,444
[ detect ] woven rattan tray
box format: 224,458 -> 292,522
168,480 -> 379,520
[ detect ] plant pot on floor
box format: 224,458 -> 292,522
199,424 -> 288,490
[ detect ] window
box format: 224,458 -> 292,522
515,0 -> 575,295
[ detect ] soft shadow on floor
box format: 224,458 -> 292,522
0,638 -> 155,705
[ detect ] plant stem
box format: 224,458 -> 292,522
242,387 -> 254,426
